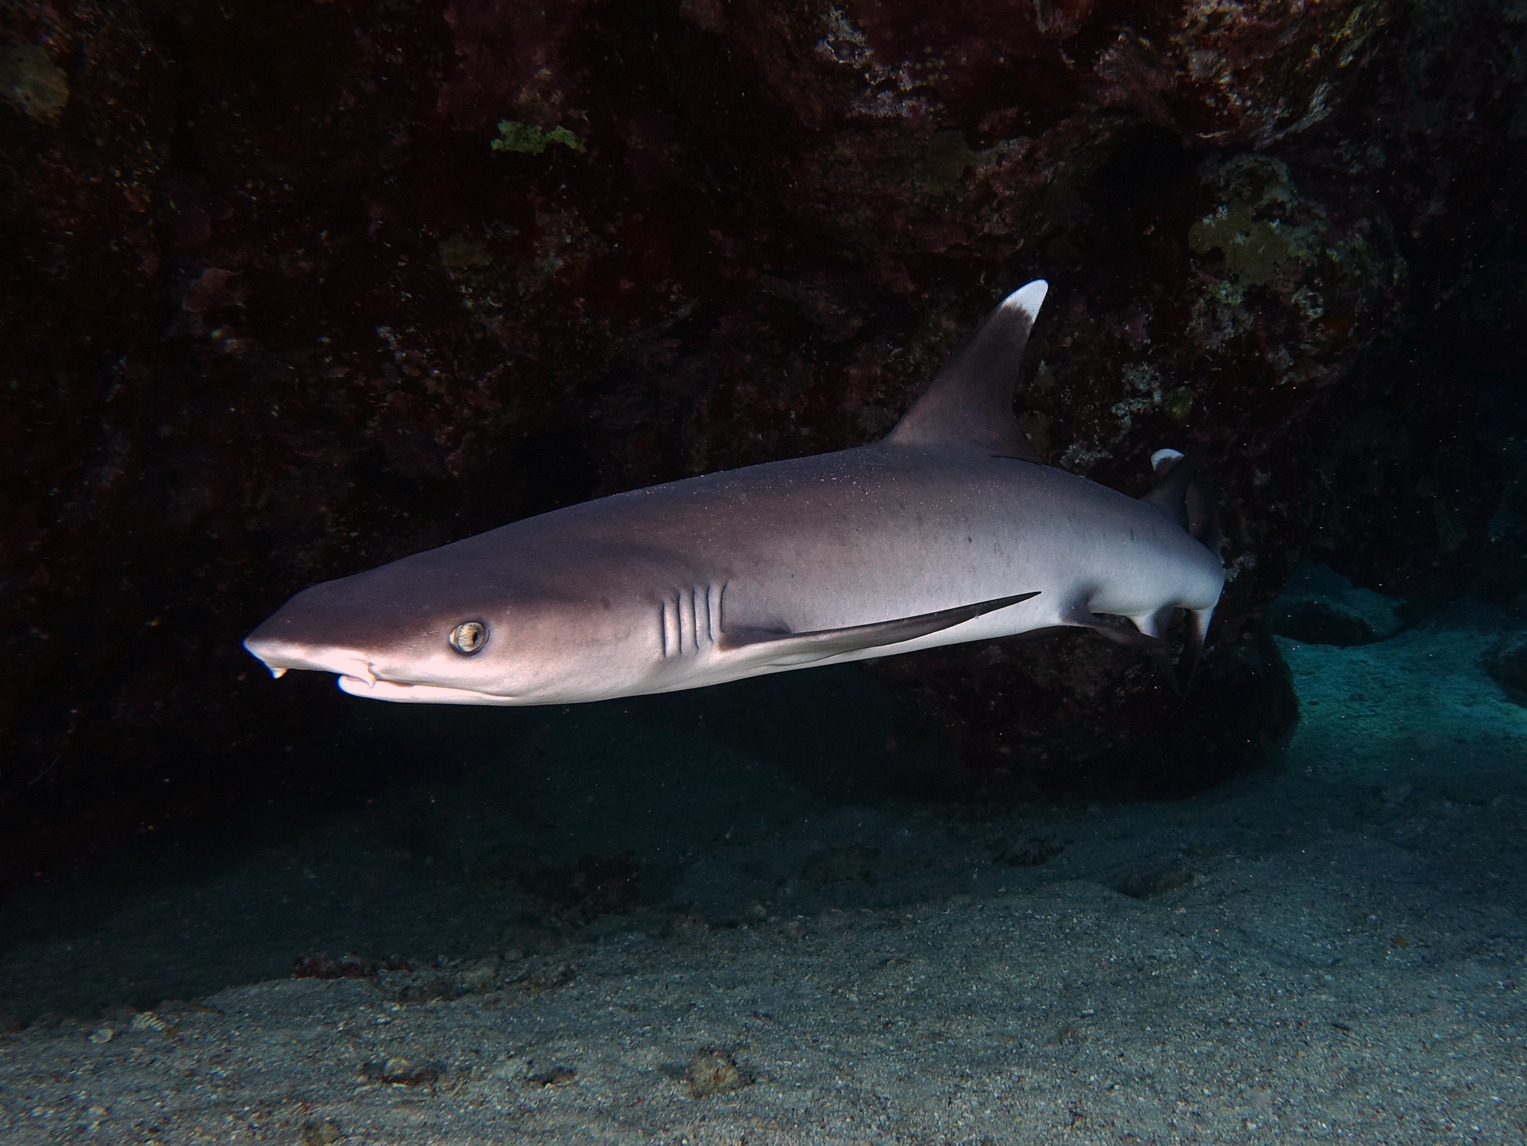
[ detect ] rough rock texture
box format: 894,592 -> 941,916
3,0 -> 1525,884
1483,631 -> 1527,706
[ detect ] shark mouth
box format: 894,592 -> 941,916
335,675 -> 519,705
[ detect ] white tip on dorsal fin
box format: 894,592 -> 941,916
886,279 -> 1048,460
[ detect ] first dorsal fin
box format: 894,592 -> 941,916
886,279 -> 1048,460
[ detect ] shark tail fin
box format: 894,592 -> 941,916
1159,606 -> 1216,713
1141,448 -> 1222,696
1127,602 -> 1215,699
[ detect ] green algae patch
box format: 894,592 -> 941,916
918,130 -> 984,194
492,120 -> 585,155
1188,202 -> 1294,286
438,232 -> 493,272
1165,386 -> 1195,422
1328,0 -> 1391,68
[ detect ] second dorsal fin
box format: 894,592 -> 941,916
885,279 -> 1047,460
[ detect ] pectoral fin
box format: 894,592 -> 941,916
719,592 -> 1039,668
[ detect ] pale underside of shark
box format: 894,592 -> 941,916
243,280 -> 1225,706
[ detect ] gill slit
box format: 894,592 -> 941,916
660,583 -> 725,659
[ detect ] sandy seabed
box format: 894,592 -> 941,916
3,607 -> 1526,1144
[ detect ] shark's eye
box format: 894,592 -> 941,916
448,620 -> 488,655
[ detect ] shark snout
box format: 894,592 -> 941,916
242,632 -> 377,685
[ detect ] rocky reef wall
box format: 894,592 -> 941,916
2,0 -> 1524,883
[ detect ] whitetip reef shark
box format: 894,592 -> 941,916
244,280 -> 1225,705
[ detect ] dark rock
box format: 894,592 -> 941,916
1483,633 -> 1527,707
299,1120 -> 346,1146
291,953 -> 378,981
362,1057 -> 443,1088
684,1046 -> 750,1098
572,852 -> 642,916
1112,863 -> 1195,901
878,621 -> 1300,802
1268,562 -> 1404,646
468,844 -> 573,901
507,961 -> 577,994
799,847 -> 879,886
998,836 -> 1066,867
525,1065 -> 577,1087
389,976 -> 463,1005
291,952 -> 411,980
2,0 -> 1525,882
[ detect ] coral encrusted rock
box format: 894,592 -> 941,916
3,0 -> 1526,878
